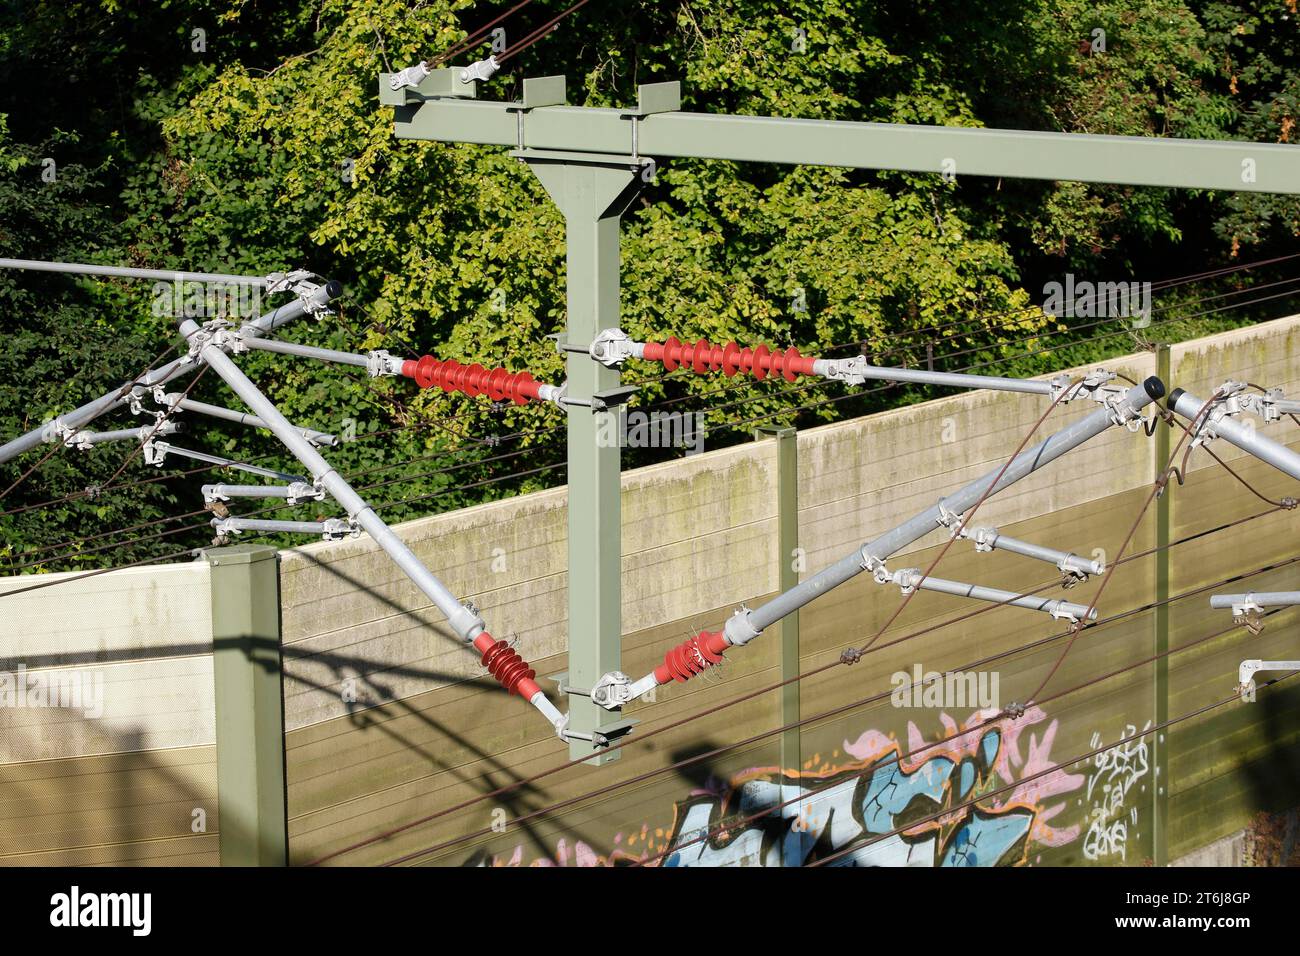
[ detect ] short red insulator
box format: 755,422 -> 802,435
474,632 -> 539,698
640,337 -> 819,383
653,630 -> 730,684
402,354 -> 550,406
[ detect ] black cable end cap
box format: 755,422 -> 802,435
324,279 -> 344,299
1165,386 -> 1185,410
1142,376 -> 1166,402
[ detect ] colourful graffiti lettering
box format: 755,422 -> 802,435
468,706 -> 1083,867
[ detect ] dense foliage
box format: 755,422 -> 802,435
1,0 -> 1298,570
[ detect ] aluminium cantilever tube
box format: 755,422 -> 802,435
627,377 -> 1165,700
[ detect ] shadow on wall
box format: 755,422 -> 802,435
281,550 -> 617,865
1242,683 -> 1300,823
0,716 -> 217,866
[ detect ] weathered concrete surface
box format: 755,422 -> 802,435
0,562 -> 218,865
1172,829 -> 1247,867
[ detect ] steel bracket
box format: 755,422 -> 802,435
559,385 -> 637,412
1238,660 -> 1300,701
264,270 -> 333,320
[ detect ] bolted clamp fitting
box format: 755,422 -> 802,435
366,349 -> 404,378
935,498 -> 965,537
321,518 -> 360,541
459,55 -> 499,84
588,328 -> 640,368
859,548 -> 891,583
264,270 -> 333,320
448,602 -> 487,644
721,606 -> 761,646
969,526 -> 997,553
389,62 -> 431,91
590,671 -> 633,710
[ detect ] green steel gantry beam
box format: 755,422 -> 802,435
380,71 -> 1300,761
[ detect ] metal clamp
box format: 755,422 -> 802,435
459,55 -> 499,85
142,438 -> 169,466
935,498 -> 965,536
42,417 -> 78,445
389,62 -> 431,91
859,547 -> 888,579
264,270 -> 333,320
819,356 -> 866,386
582,671 -> 633,710
1184,382 -> 1249,449
1047,374 -> 1080,403
968,526 -> 997,553
558,385 -> 638,412
1238,386 -> 1300,424
366,349 -> 404,378
588,328 -> 639,368
183,319 -> 226,360
321,517 -> 359,540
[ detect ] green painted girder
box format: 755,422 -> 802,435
386,81 -> 1300,194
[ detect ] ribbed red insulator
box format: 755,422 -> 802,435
401,354 -> 546,405
653,630 -> 729,684
474,633 -> 538,697
641,338 -> 819,383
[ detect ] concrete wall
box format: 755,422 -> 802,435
0,563 -> 219,865
4,316 -> 1299,867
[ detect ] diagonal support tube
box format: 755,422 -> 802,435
180,318 -> 565,735
67,422 -> 181,447
148,442 -> 308,483
734,378 -> 1163,640
624,377 -> 1164,701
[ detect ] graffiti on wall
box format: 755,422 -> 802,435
468,705 -> 1086,867
1082,722 -> 1151,862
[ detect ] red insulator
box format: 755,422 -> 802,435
653,630 -> 730,684
473,632 -> 541,698
400,354 -> 548,406
640,337 -> 820,383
